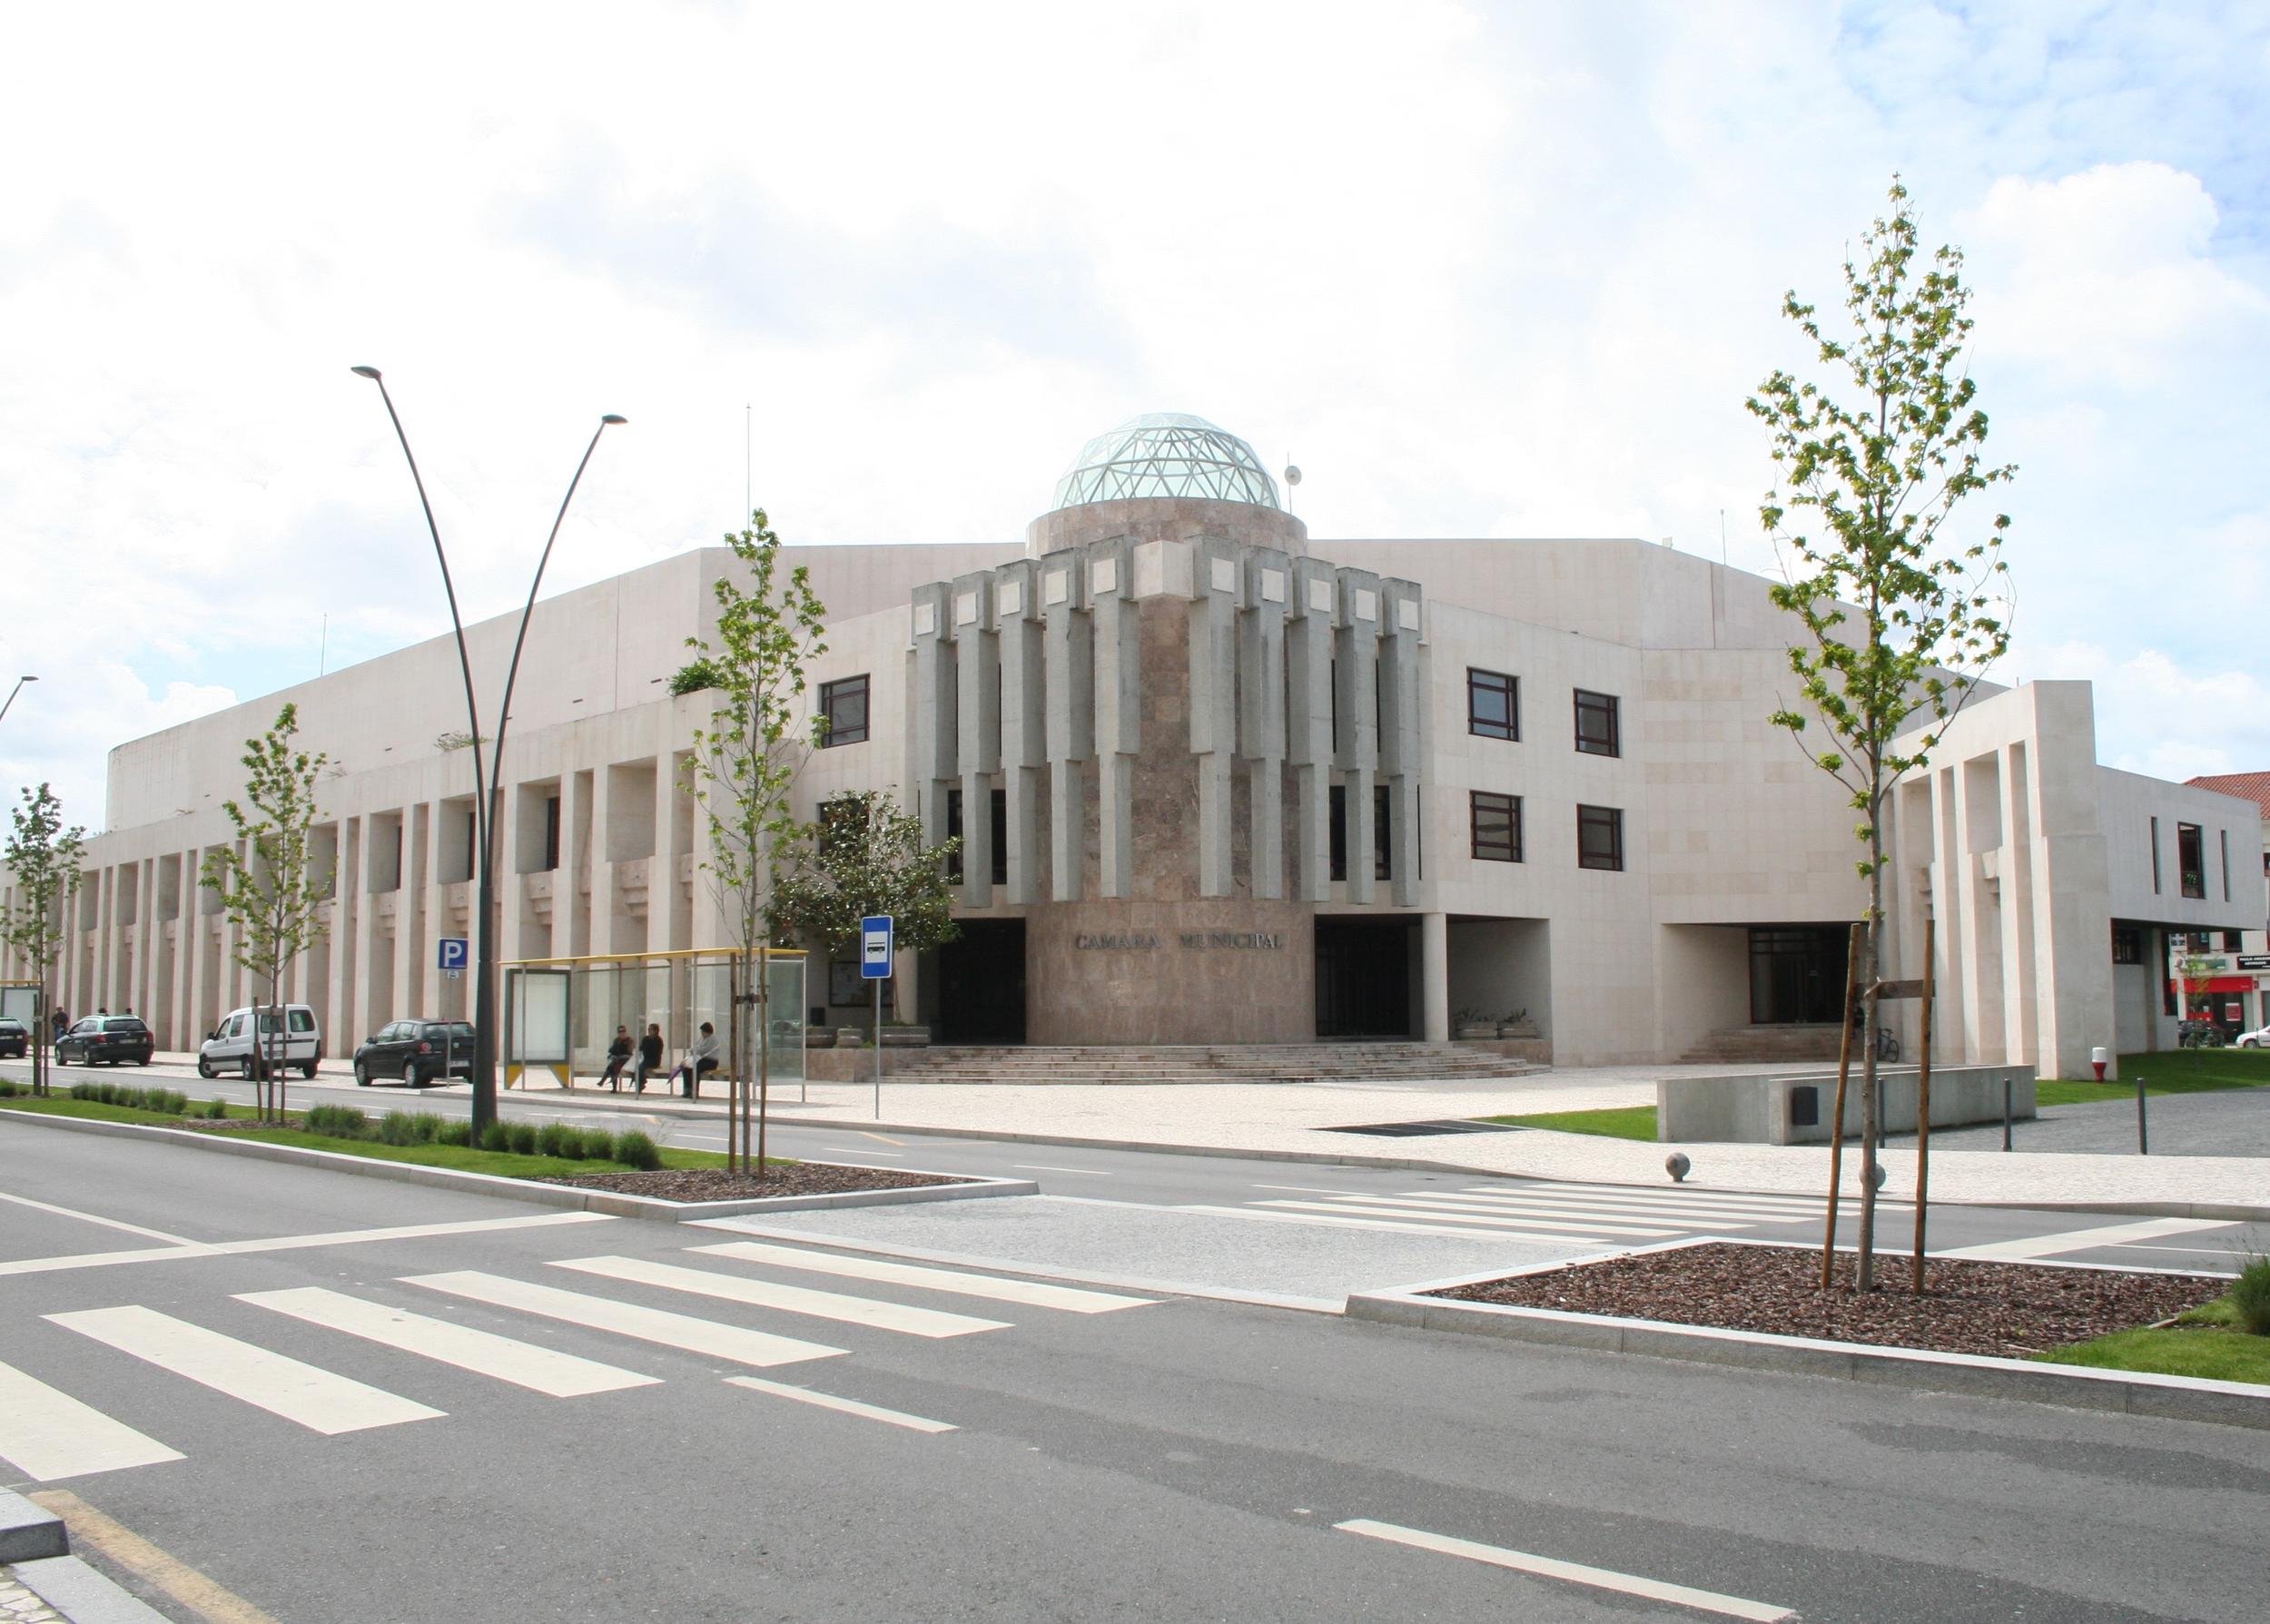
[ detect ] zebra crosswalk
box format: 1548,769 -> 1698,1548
0,1241 -> 1155,1484
1185,1180 -> 1848,1246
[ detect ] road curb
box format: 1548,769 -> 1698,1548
0,1108 -> 1035,1220
8,1557 -> 174,1624
1346,1274 -> 2270,1432
0,1491 -> 66,1566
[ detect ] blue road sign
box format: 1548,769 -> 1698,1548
438,937 -> 470,972
860,915 -> 894,979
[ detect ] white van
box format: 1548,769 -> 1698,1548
199,1005 -> 322,1079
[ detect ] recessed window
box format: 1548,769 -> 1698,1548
943,788 -> 1006,885
1577,803 -> 1624,871
1574,689 -> 1620,757
1471,792 -> 1522,862
1467,668 -> 1518,741
2176,822 -> 2205,899
2150,815 -> 2161,894
2223,930 -> 2245,952
818,674 -> 870,747
1327,784 -> 1392,881
2110,925 -> 2142,965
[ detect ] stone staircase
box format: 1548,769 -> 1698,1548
875,1041 -> 1543,1086
1679,1024 -> 1845,1065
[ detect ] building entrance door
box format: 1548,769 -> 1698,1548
1748,926 -> 1851,1025
935,920 -> 1027,1044
1315,918 -> 1414,1038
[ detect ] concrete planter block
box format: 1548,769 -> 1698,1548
880,1027 -> 931,1048
835,1027 -> 867,1048
804,1029 -> 836,1049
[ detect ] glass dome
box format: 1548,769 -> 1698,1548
1050,413 -> 1279,510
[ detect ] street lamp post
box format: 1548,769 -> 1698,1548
0,674 -> 37,726
351,368 -> 625,1138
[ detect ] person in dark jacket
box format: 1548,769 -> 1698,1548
633,1024 -> 665,1093
597,1026 -> 634,1092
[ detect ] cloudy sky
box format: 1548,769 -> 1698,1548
3,1 -> 2265,830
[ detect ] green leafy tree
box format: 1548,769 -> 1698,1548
1747,177 -> 2014,1291
200,704 -> 331,1122
684,508 -> 827,1175
770,792 -> 962,1023
2,783 -> 86,1097
2176,947 -> 2223,1052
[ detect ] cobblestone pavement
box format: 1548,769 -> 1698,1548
0,1570 -> 63,1624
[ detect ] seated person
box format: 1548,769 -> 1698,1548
632,1023 -> 665,1093
672,1021 -> 722,1098
597,1026 -> 634,1091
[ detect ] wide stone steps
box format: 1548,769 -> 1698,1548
874,1042 -> 1541,1086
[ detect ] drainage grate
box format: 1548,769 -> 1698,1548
1324,1118 -> 1526,1137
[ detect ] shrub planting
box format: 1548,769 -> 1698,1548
304,1104 -> 371,1139
0,1078 -> 17,1097
379,1111 -> 422,1147
506,1121 -> 539,1156
610,1129 -> 662,1170
480,1121 -> 510,1153
538,1121 -> 577,1159
2235,1255 -> 2270,1338
200,1097 -> 230,1119
577,1127 -> 617,1161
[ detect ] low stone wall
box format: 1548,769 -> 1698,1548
804,1046 -> 933,1082
1659,1064 -> 2037,1145
1454,1036 -> 1553,1066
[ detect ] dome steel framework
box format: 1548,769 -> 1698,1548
1050,412 -> 1279,511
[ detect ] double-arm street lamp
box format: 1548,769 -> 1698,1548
0,674 -> 37,726
351,368 -> 625,1138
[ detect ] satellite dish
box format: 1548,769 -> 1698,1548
1283,464 -> 1302,487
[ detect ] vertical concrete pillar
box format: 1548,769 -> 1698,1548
1189,541 -> 1239,899
352,814 -> 384,1038
1285,559 -> 1337,903
1998,741 -> 2041,1065
952,572 -> 1001,907
1335,568 -> 1384,905
996,561 -> 1046,904
1240,549 -> 1290,901
183,846 -> 210,1043
1377,579 -> 1425,908
1421,911 -> 1449,1043
169,851 -> 194,1050
1090,538 -> 1139,899
910,584 -> 959,857
133,857 -> 157,1022
1041,555 -> 1092,901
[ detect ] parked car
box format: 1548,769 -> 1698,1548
353,1019 -> 476,1088
199,1004 -> 322,1079
57,1015 -> 154,1067
2235,1024 -> 2270,1049
0,1017 -> 29,1059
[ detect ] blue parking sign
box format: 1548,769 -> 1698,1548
438,937 -> 469,971
860,916 -> 893,979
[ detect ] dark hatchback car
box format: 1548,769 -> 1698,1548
0,1018 -> 29,1058
56,1015 -> 154,1067
353,1019 -> 476,1088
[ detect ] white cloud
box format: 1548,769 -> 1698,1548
2028,642 -> 2270,784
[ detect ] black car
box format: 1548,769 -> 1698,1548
0,1017 -> 29,1059
57,1016 -> 154,1067
353,1019 -> 476,1088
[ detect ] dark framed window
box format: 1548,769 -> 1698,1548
1471,792 -> 1522,862
2150,815 -> 2161,894
1467,668 -> 1517,741
543,795 -> 560,871
2224,930 -> 2245,952
2177,822 -> 2205,899
1574,688 -> 1620,757
1327,784 -> 1392,881
943,788 -> 1007,885
1577,803 -> 1624,871
2110,925 -> 2142,965
818,674 -> 870,747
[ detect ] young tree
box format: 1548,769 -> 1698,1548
684,508 -> 827,1176
2176,946 -> 2222,1052
2,783 -> 86,1097
200,704 -> 331,1122
1748,177 -> 2014,1291
770,791 -> 962,1027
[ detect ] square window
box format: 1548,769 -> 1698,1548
818,674 -> 869,747
2110,925 -> 2142,965
1467,668 -> 1518,741
1574,689 -> 1620,757
1577,803 -> 1624,871
1471,792 -> 1521,862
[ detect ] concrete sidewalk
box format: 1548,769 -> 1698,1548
44,1049 -> 2270,1219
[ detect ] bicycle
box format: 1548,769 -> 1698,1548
1872,1025 -> 1900,1064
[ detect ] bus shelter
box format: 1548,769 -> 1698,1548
500,948 -> 804,1089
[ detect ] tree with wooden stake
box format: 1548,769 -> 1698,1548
683,508 -> 827,1176
769,791 -> 962,1004
199,704 -> 331,1123
1,782 -> 86,1098
1749,177 -> 2014,1292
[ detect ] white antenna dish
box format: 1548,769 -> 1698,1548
1283,464 -> 1302,487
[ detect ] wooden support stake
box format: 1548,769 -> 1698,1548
1910,917 -> 1938,1295
1821,921 -> 1865,1292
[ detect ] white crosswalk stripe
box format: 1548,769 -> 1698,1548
1939,1216 -> 2232,1262
46,1306 -> 444,1435
549,1255 -> 1010,1339
0,1356 -> 184,1481
689,1242 -> 1155,1314
1497,1184 -> 1834,1217
1255,1200 -> 1677,1238
238,1286 -> 660,1397
1305,1194 -> 1688,1232
1426,1193 -> 1815,1225
1179,1204 -> 1625,1246
724,1375 -> 956,1433
403,1271 -> 847,1369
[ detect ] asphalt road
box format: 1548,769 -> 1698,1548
1893,1084 -> 2270,1158
2,1121 -> 2265,1624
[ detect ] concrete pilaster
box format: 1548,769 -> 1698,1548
1421,911 -> 1449,1043
1998,742 -> 2040,1064
1286,558 -> 1337,902
1335,567 -> 1383,905
1041,555 -> 1092,901
952,571 -> 1001,907
996,560 -> 1045,904
910,583 -> 959,857
351,814 -> 384,1039
655,755 -> 691,953
1239,549 -> 1291,900
1189,541 -> 1239,899
1378,579 -> 1424,907
1090,538 -> 1139,899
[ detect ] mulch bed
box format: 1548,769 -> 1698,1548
537,1163 -> 968,1202
1430,1241 -> 2227,1359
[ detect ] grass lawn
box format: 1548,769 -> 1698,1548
2037,1047 -> 2270,1107
1480,1104 -> 1660,1141
0,1096 -> 762,1178
2038,1295 -> 2270,1386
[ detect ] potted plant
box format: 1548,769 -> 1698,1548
1453,1007 -> 1498,1041
1498,1008 -> 1540,1039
